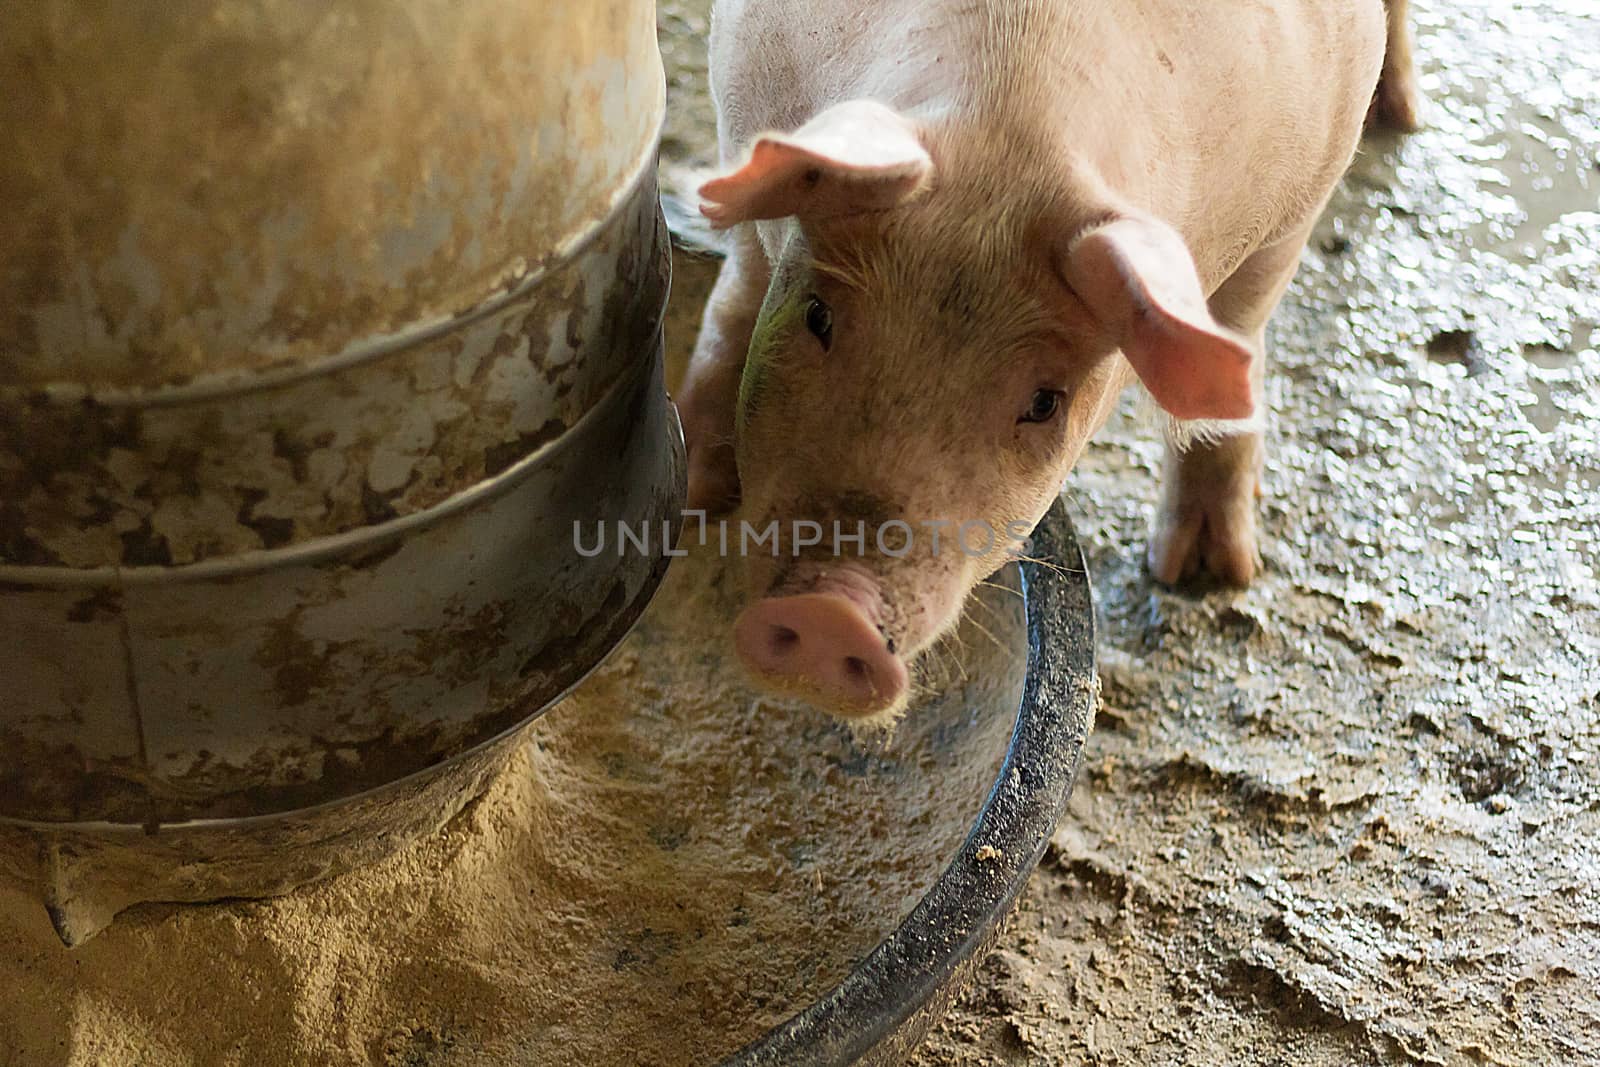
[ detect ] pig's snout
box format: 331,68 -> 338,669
734,593 -> 908,717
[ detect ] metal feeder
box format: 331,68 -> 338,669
0,0 -> 682,944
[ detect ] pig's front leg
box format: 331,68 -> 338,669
677,229 -> 770,512
1146,226 -> 1311,587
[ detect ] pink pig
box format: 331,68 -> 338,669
677,0 -> 1421,720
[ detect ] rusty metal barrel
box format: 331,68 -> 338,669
0,1 -> 681,943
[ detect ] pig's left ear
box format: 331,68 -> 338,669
699,100 -> 932,228
1060,217 -> 1257,422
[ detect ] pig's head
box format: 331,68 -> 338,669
700,100 -> 1256,722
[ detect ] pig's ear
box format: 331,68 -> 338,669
699,100 -> 932,228
1060,217 -> 1257,422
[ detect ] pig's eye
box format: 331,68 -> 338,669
1020,389 -> 1063,424
804,296 -> 833,350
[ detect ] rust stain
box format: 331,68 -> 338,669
0,177 -> 669,568
66,587 -> 122,623
0,1 -> 665,390
253,608 -> 334,710
483,418 -> 567,478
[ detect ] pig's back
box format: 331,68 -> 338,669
966,0 -> 1386,277
1101,0 -> 1388,274
709,0 -> 1386,279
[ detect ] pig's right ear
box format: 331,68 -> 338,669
699,100 -> 932,229
1060,217 -> 1257,422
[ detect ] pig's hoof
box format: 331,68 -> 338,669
1371,67 -> 1423,132
1147,507 -> 1260,589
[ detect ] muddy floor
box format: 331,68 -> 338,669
658,0 -> 1600,1064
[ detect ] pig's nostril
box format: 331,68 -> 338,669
770,625 -> 801,653
733,593 -> 909,716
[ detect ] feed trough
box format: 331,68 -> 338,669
726,497 -> 1097,1065
0,497 -> 1095,1066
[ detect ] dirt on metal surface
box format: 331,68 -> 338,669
658,0 -> 1600,1062
0,178 -> 669,568
0,1 -> 664,390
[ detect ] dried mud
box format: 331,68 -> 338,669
658,0 -> 1600,1063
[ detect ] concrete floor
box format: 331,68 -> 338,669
658,0 -> 1600,1063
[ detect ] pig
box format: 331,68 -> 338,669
677,0 -> 1422,720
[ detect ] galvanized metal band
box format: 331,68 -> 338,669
0,113 -> 668,410
0,324 -> 672,589
0,403 -> 685,835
